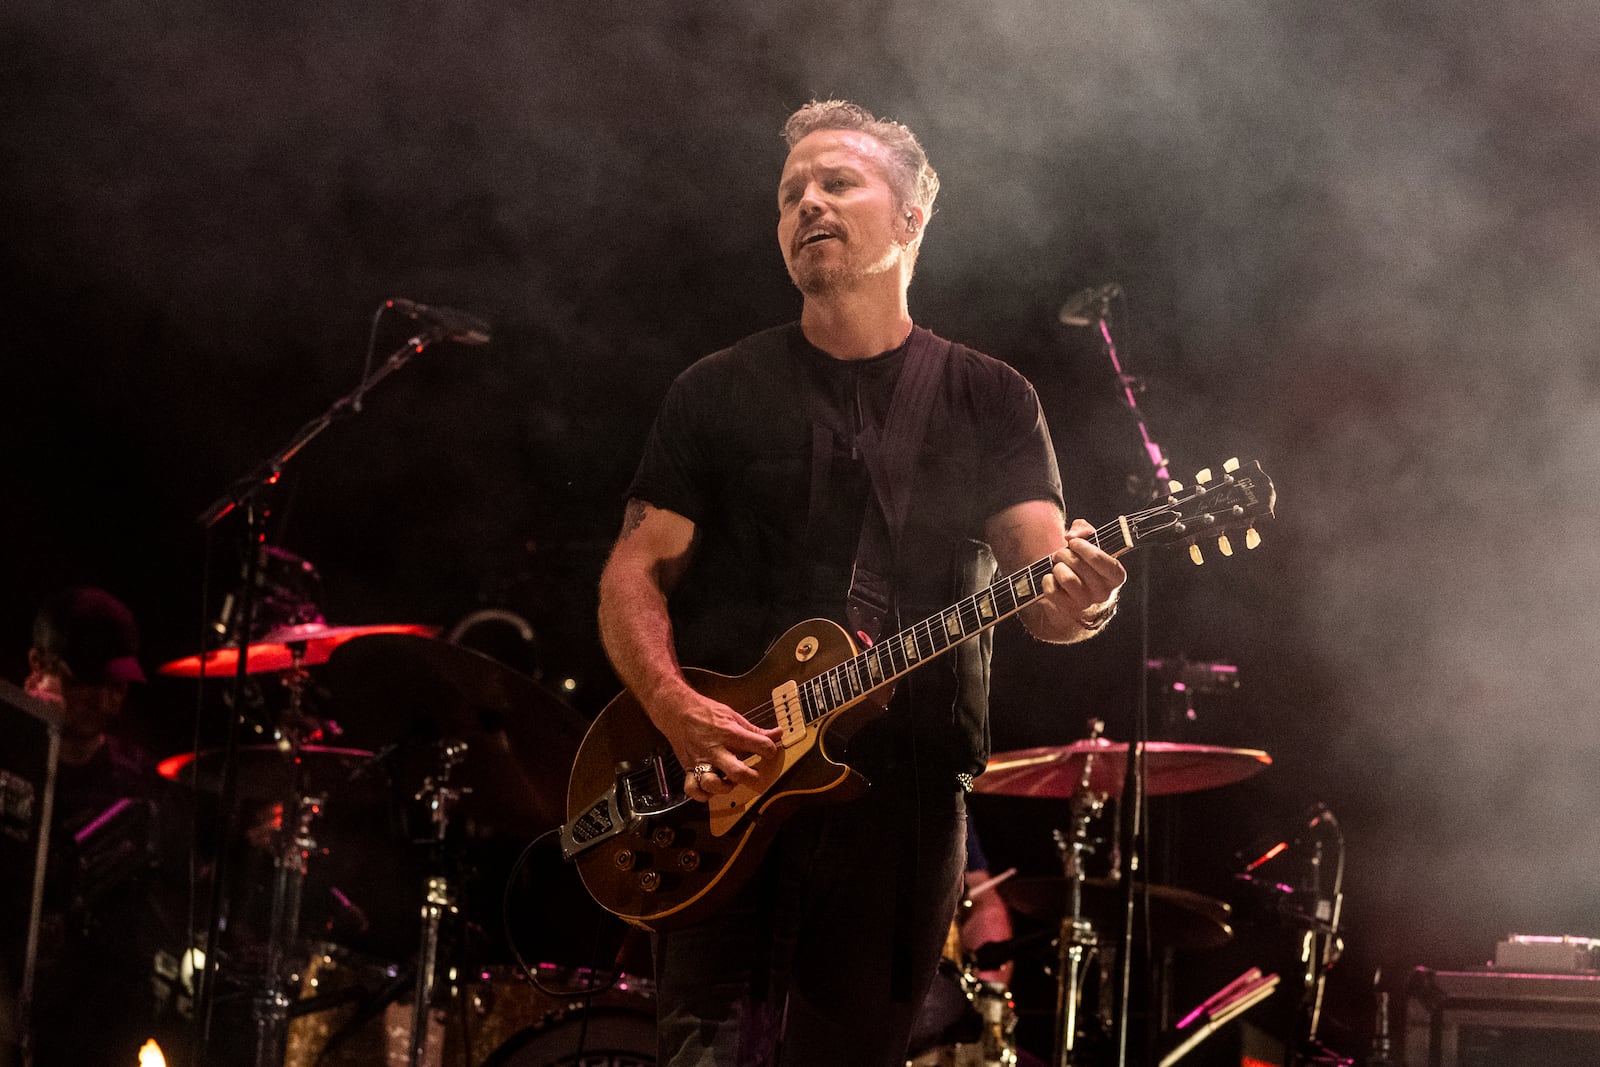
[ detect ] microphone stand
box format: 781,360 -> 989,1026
190,325 -> 450,1065
1069,290 -> 1171,1066
193,496 -> 266,1061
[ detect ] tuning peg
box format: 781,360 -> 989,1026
1189,544 -> 1204,565
1196,467 -> 1213,484
1218,534 -> 1234,557
1246,527 -> 1262,550
1168,480 -> 1184,494
1223,457 -> 1241,473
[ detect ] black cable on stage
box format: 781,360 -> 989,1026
501,827 -> 614,1064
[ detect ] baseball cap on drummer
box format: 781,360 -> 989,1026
32,586 -> 146,684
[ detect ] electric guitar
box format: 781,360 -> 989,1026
561,458 -> 1276,930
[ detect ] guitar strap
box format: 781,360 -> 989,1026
804,326 -> 951,647
802,326 -> 952,1007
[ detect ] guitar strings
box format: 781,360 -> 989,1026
618,495 -> 1216,796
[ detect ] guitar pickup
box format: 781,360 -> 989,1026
771,680 -> 808,746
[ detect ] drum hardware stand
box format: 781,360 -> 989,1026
408,740 -> 470,1067
1049,720 -> 1110,1067
253,785 -> 327,1067
1288,812 -> 1346,1067
1233,803 -> 1348,1067
251,655 -> 333,1067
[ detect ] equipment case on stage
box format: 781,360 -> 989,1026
1405,966 -> 1600,1066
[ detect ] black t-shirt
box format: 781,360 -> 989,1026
628,322 -> 1063,778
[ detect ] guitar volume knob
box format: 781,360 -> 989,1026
613,849 -> 636,871
638,871 -> 661,892
678,849 -> 701,871
651,826 -> 676,848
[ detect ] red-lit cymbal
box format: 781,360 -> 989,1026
157,623 -> 440,677
974,739 -> 1270,799
158,744 -> 377,798
322,633 -> 591,837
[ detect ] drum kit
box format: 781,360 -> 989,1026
911,725 -> 1275,1067
147,610 -> 1274,1067
150,621 -> 655,1067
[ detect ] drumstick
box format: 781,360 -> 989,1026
965,866 -> 1018,901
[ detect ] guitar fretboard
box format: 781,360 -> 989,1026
610,458 -> 1272,804
794,520 -> 1129,723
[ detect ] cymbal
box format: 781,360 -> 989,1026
157,744 -> 378,800
157,623 -> 440,677
998,876 -> 1233,951
973,739 -> 1270,799
322,633 -> 590,838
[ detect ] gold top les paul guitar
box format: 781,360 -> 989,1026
561,458 -> 1276,930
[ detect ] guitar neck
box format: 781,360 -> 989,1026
796,517 -> 1133,726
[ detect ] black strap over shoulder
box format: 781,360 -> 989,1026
841,327 -> 950,645
794,325 -> 951,644
798,327 -> 955,1005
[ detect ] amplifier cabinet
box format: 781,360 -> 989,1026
1405,966 -> 1600,1067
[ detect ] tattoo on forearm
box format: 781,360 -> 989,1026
620,499 -> 648,539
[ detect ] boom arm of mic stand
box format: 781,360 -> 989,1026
196,330 -> 445,528
1096,316 -> 1171,486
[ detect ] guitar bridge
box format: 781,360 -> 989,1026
560,755 -> 694,861
560,784 -> 630,860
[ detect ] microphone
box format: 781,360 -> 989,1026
386,298 -> 492,345
1057,282 -> 1122,326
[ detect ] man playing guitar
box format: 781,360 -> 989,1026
596,99 -> 1126,1067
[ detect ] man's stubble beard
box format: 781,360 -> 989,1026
788,244 -> 904,298
790,259 -> 851,296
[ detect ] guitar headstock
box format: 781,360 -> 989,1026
1121,458 -> 1276,563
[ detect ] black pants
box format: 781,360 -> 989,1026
654,776 -> 967,1067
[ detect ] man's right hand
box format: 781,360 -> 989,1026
598,498 -> 783,804
647,683 -> 782,803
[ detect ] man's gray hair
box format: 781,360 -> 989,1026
782,99 -> 940,217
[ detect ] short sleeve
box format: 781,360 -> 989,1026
625,357 -> 726,524
978,360 -> 1064,522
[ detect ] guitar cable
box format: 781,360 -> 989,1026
502,826 -> 622,1002
498,828 -> 611,1064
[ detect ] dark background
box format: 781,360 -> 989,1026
5,0 -> 1599,1061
